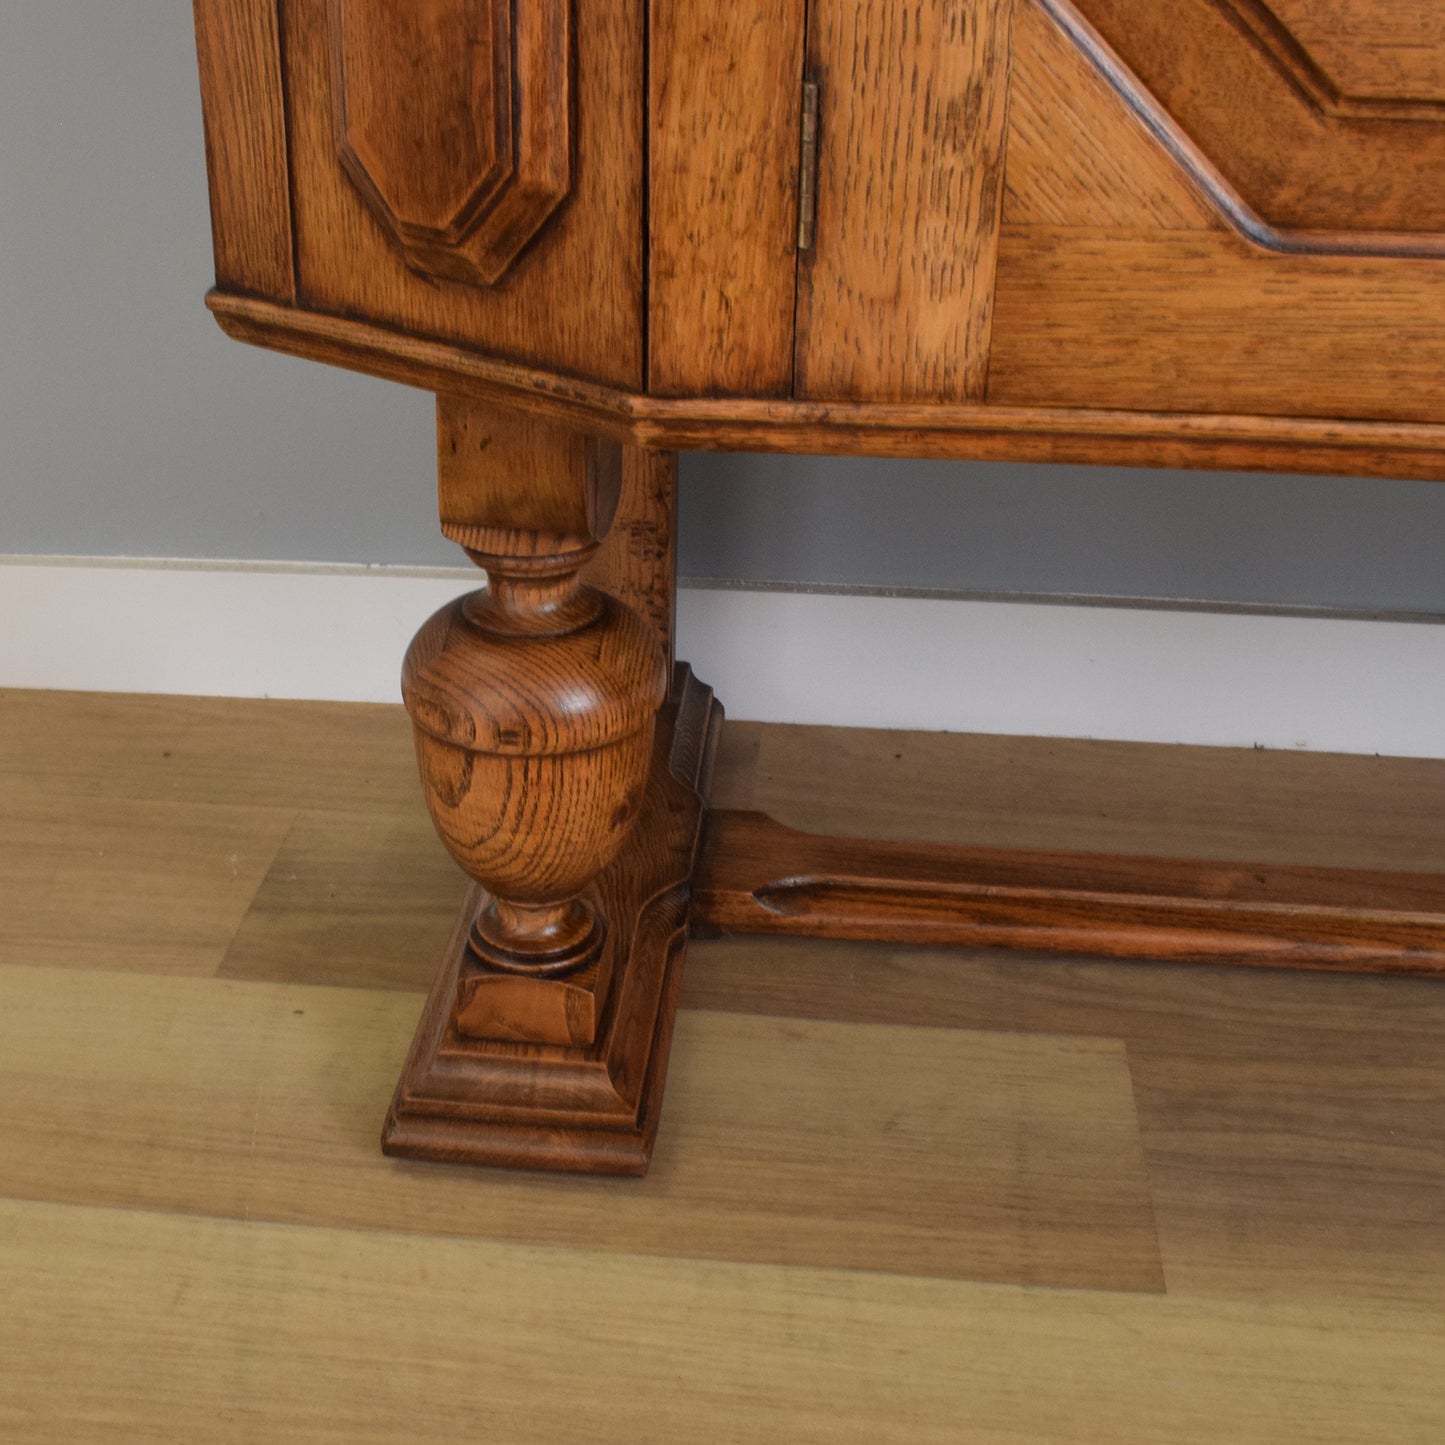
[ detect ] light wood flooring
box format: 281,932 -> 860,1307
2,687 -> 1443,1442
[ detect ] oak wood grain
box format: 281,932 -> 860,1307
207,292 -> 1445,481
647,1 -> 807,396
582,447 -> 677,666
1004,0 -> 1218,230
696,809 -> 1445,974
383,668 -> 716,1169
281,0 -> 645,385
197,0 -> 1445,467
192,0 -> 296,300
1264,0 -> 1445,106
795,0 -> 1016,403
988,228 -> 1445,425
331,0 -> 515,239
1068,0 -> 1445,232
416,403 -> 667,988
329,0 -> 573,286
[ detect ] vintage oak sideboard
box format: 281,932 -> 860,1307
192,0 -> 1445,1173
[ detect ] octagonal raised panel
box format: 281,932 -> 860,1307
329,0 -> 573,286
1068,0 -> 1445,236
1257,0 -> 1445,112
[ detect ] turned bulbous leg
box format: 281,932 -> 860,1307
383,401 -> 718,1171
401,400 -> 668,981
403,572 -> 666,977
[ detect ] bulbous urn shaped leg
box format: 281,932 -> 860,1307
402,401 -> 668,981
383,400 -> 720,1173
403,571 -> 667,979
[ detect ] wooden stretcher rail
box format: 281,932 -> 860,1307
695,811 -> 1445,975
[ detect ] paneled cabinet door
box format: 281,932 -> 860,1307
989,0 -> 1445,426
785,0 -> 1445,424
661,0 -> 1445,421
279,0 -> 647,387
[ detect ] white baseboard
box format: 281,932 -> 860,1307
3,557 -> 1443,758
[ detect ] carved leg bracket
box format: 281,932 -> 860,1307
384,401 -> 718,1173
383,665 -> 720,1173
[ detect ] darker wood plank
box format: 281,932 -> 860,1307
738,723 -> 1445,869
682,932 -> 1445,1309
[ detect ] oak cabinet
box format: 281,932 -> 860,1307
200,0 -> 1445,446
192,0 -> 1445,1174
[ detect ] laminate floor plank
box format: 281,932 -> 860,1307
737,723 -> 1445,869
2,1197 -> 1440,1445
0,688 -> 420,812
4,688 -> 1444,1435
684,936 -> 1445,1309
10,692 -> 1442,874
0,964 -> 1160,1292
217,806 -> 465,993
0,776 -> 293,975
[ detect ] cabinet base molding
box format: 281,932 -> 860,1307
382,666 -> 721,1175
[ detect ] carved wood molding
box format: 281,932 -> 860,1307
328,0 -> 573,287
1231,0 -> 1445,120
209,291 -> 1445,483
1066,0 -> 1445,235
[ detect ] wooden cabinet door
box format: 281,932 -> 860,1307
649,0 -> 1021,406
787,0 -> 1445,425
989,0 -> 1445,426
277,0 -> 647,388
794,0 -> 1018,404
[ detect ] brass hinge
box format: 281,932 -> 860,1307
797,78 -> 820,253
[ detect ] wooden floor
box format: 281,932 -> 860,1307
2,688 -> 1444,1442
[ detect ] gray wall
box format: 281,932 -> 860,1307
678,455 -> 1445,617
3,0 -> 1443,618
